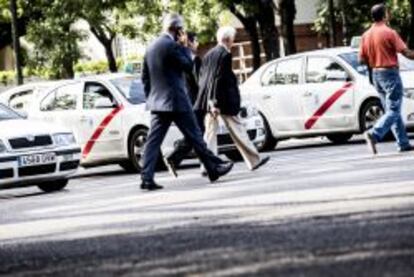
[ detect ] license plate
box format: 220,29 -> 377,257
19,153 -> 56,167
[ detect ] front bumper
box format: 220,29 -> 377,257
217,115 -> 266,153
0,147 -> 81,189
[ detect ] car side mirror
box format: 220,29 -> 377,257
94,98 -> 116,109
326,71 -> 350,82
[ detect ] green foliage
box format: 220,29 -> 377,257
0,71 -> 15,86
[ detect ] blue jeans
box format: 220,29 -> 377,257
370,69 -> 411,150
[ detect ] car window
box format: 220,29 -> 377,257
261,58 -> 302,86
40,83 -> 79,111
306,57 -> 349,83
0,103 -> 21,121
9,89 -> 33,111
83,82 -> 115,110
110,77 -> 146,105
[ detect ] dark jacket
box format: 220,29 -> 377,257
142,34 -> 194,112
194,45 -> 241,116
185,55 -> 202,105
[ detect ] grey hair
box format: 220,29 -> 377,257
216,26 -> 237,43
162,13 -> 184,32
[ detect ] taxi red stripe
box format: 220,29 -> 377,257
304,82 -> 353,130
82,105 -> 124,159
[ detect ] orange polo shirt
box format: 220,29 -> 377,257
359,22 -> 407,68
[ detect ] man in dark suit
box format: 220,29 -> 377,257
164,32 -> 221,175
195,26 -> 270,171
141,14 -> 233,191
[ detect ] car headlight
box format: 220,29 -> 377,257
403,88 -> 414,99
53,133 -> 76,146
0,139 -> 7,154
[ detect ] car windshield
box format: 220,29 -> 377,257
339,51 -> 414,76
0,103 -> 22,121
110,76 -> 146,105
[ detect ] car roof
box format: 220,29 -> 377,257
79,73 -> 138,82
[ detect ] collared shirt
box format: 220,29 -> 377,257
359,22 -> 407,68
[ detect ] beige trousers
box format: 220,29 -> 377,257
204,113 -> 261,170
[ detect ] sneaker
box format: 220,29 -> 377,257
364,131 -> 377,155
399,145 -> 413,153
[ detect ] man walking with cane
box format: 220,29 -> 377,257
360,4 -> 414,154
140,14 -> 233,191
195,26 -> 270,171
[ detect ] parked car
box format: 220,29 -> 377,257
240,47 -> 414,150
1,74 -> 265,171
0,103 -> 80,192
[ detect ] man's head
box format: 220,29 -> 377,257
187,32 -> 199,52
371,3 -> 388,23
216,26 -> 237,50
162,13 -> 185,40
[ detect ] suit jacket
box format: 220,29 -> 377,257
194,45 -> 241,116
185,55 -> 202,105
142,34 -> 194,112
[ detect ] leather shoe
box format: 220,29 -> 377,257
141,181 -> 163,191
208,161 -> 233,182
252,156 -> 270,171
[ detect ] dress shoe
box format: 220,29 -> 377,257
364,131 -> 377,155
252,156 -> 270,171
163,157 -> 178,178
208,161 -> 234,183
141,181 -> 163,191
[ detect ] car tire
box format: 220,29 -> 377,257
225,150 -> 243,162
121,128 -> 166,173
259,114 -> 278,152
359,99 -> 384,132
38,179 -> 68,193
326,134 -> 353,144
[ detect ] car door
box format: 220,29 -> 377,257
257,57 -> 305,134
36,81 -> 83,139
301,56 -> 355,131
79,81 -> 124,162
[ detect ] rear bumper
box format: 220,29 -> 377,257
0,147 -> 81,189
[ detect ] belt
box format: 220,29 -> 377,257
372,66 -> 399,71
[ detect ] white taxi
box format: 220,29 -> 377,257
0,103 -> 80,192
1,74 -> 265,171
241,47 -> 414,150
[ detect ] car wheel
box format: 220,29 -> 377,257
359,99 -> 384,132
121,128 -> 166,173
38,179 -> 68,193
259,114 -> 278,152
225,150 -> 243,162
326,134 -> 353,144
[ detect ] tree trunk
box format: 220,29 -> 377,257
103,40 -> 117,73
9,0 -> 23,85
328,0 -> 337,47
257,0 -> 280,60
278,0 -> 297,55
409,0 -> 414,49
339,0 -> 349,46
228,4 -> 262,71
90,26 -> 118,73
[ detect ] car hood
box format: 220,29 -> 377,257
0,119 -> 71,138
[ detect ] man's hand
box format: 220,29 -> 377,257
177,30 -> 188,47
402,48 -> 414,60
211,107 -> 221,119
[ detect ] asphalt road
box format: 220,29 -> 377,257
1,137 -> 414,276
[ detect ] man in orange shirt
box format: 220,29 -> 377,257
359,4 -> 414,154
